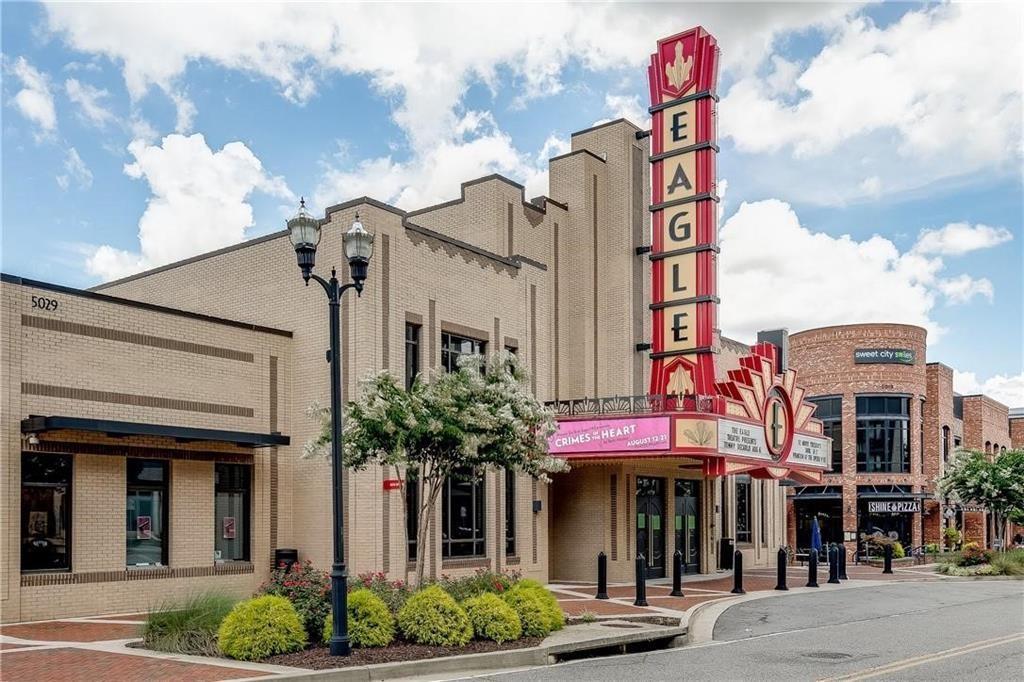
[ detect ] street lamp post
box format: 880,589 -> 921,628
287,198 -> 374,656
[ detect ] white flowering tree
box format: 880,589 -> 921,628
939,449 -> 1024,549
305,351 -> 565,587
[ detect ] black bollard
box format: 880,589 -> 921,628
596,551 -> 609,599
671,550 -> 684,597
775,547 -> 789,591
807,549 -> 819,587
731,550 -> 745,594
839,544 -> 849,581
634,554 -> 648,606
883,543 -> 893,574
828,544 -> 841,584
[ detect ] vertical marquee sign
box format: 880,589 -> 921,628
647,27 -> 720,397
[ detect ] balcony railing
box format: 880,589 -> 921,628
545,393 -> 718,417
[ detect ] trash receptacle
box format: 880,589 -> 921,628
274,548 -> 298,572
719,538 -> 735,570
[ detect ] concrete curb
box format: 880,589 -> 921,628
275,625 -> 687,681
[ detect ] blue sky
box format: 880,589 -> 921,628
2,2 -> 1021,406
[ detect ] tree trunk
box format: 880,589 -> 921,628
414,474 -> 445,588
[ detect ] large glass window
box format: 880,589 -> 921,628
809,397 -> 843,473
126,459 -> 168,567
21,453 -> 72,572
760,480 -> 768,545
441,332 -> 485,373
215,464 -> 250,562
405,323 -> 421,390
505,470 -> 516,556
735,476 -> 752,544
406,467 -> 419,561
442,467 -> 485,558
856,396 -> 910,473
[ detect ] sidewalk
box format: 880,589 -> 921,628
0,563 -> 937,681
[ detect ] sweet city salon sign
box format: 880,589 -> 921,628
854,348 -> 916,365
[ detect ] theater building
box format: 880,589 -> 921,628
1,27 -> 829,623
786,323 -> 1014,556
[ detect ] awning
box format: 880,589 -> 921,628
21,415 -> 289,448
856,491 -> 929,500
791,485 -> 843,500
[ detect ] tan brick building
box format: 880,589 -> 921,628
2,118 -> 793,622
787,323 -> 1015,557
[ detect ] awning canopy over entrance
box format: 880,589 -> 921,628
21,415 -> 289,448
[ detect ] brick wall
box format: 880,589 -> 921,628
1011,417 -> 1024,449
962,395 -> 1010,453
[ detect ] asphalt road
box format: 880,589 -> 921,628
470,580 -> 1024,681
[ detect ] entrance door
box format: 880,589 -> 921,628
674,479 -> 701,573
636,477 -> 666,579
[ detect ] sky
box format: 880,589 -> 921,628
1,1 -> 1021,407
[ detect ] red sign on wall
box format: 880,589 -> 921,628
383,479 -> 402,491
647,27 -> 720,398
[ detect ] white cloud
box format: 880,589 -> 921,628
936,274 -> 994,305
597,93 -> 649,129
85,133 -> 293,280
913,222 -> 1014,256
55,147 -> 93,190
7,56 -> 57,138
720,3 -> 1022,199
64,78 -> 116,128
717,199 -> 1008,342
953,370 -> 1024,409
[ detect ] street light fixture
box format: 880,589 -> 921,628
287,197 -> 374,656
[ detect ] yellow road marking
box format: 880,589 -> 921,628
821,633 -> 1024,681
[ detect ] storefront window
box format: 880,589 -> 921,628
856,396 -> 910,473
405,323 -> 421,390
441,332 -> 485,373
21,453 -> 72,572
808,397 -> 843,473
505,469 -> 516,556
442,467 -> 485,558
735,476 -> 752,544
126,459 -> 168,567
215,464 -> 250,562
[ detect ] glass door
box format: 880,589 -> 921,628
674,479 -> 701,573
636,477 -> 666,578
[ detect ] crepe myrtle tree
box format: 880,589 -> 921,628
939,449 -> 1024,549
304,350 -> 565,587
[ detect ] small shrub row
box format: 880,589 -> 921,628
218,595 -> 307,661
956,543 -> 994,566
323,589 -> 396,647
259,560 -> 331,642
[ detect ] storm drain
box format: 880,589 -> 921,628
551,632 -> 684,663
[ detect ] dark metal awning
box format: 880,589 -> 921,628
857,491 -> 929,500
21,415 -> 289,448
791,485 -> 843,500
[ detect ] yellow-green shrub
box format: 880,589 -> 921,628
217,595 -> 306,661
397,585 -> 472,646
323,589 -> 395,648
463,593 -> 522,643
502,584 -> 563,637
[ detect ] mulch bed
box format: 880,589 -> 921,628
264,637 -> 543,670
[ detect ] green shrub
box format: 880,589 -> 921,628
355,572 -> 413,613
893,542 -> 906,559
463,593 -> 522,643
144,593 -> 236,656
397,585 -> 472,647
259,560 -> 330,642
502,583 -> 564,637
957,544 -> 993,567
924,543 -> 940,554
434,568 -> 521,602
989,549 -> 1024,576
217,595 -> 307,661
323,589 -> 395,648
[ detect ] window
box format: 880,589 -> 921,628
505,470 -> 516,556
126,459 -> 168,566
720,477 -> 730,537
215,464 -> 250,562
406,467 -> 419,561
942,426 -> 951,463
953,435 -> 961,448
21,453 -> 72,572
735,476 -> 752,544
441,332 -> 485,373
505,345 -> 518,356
760,481 -> 768,545
856,396 -> 910,473
405,323 -> 421,390
442,467 -> 485,558
809,397 -> 843,473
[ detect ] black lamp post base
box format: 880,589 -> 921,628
329,638 -> 351,656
